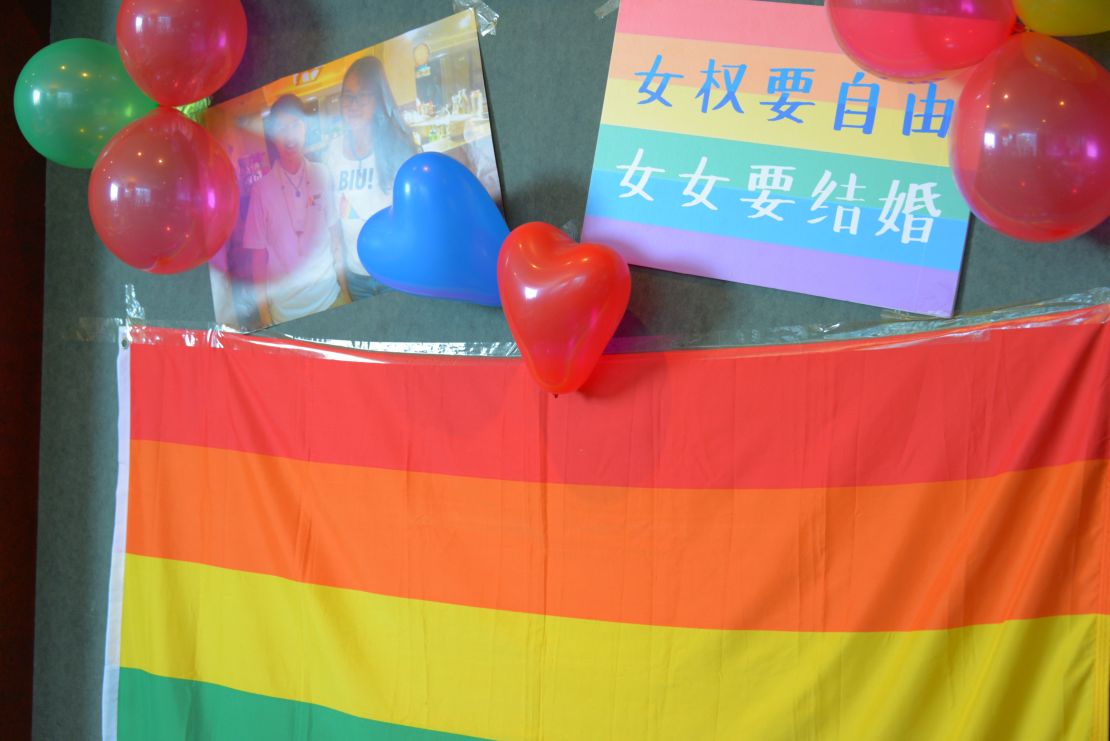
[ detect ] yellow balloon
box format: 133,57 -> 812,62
1014,0 -> 1110,36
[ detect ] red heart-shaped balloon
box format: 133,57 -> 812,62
498,222 -> 631,394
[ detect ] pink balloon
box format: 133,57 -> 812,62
950,33 -> 1110,243
89,107 -> 240,273
117,0 -> 247,106
827,0 -> 1016,82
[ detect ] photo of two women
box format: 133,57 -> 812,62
205,11 -> 500,330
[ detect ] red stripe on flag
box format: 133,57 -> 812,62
129,308 -> 1110,489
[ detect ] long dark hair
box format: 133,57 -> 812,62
342,56 -> 418,193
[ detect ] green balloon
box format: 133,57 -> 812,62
13,38 -> 157,169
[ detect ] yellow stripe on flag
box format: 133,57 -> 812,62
599,78 -> 951,168
121,555 -> 1105,740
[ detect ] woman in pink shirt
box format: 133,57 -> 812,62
243,94 -> 346,325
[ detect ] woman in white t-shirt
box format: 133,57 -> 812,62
243,94 -> 346,326
323,56 -> 419,300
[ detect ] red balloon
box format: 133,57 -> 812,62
116,0 -> 247,106
498,223 -> 631,395
827,0 -> 1016,82
950,33 -> 1110,242
89,107 -> 239,273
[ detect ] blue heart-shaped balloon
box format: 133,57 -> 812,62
357,152 -> 506,306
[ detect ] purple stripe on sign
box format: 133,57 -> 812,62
582,216 -> 960,317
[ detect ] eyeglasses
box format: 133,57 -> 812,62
340,93 -> 375,109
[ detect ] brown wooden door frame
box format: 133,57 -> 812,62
2,1 -> 49,737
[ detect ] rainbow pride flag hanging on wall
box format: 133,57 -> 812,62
105,303 -> 1110,739
582,0 -> 971,316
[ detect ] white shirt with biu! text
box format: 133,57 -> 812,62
322,136 -> 392,277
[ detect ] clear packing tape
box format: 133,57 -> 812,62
595,0 -> 620,20
453,0 -> 500,36
70,284 -> 148,344
113,287 -> 1110,361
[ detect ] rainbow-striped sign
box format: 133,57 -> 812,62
582,0 -> 971,316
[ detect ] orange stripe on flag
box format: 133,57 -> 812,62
127,440 -> 1109,633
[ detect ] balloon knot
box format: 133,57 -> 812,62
176,97 -> 213,123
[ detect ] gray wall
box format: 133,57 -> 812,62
35,1 -> 1110,737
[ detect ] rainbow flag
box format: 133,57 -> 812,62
582,0 -> 971,316
105,304 -> 1110,739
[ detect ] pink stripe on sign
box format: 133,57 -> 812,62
615,0 -> 843,54
582,215 -> 959,317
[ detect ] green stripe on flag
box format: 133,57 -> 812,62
118,668 -> 479,740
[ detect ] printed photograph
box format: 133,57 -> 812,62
203,10 -> 501,329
